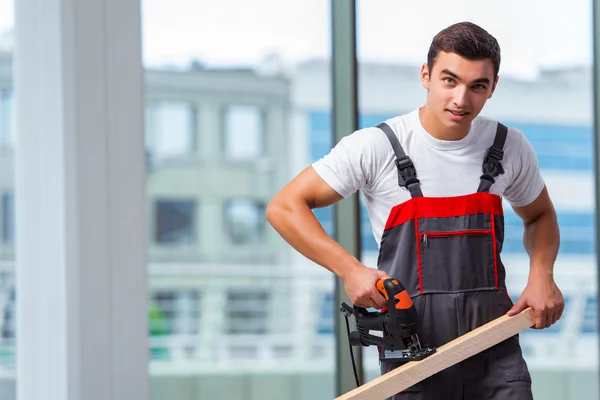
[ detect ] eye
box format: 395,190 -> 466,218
472,84 -> 487,90
443,77 -> 455,84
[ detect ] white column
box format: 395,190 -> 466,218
14,0 -> 149,399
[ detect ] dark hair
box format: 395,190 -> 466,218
427,22 -> 501,78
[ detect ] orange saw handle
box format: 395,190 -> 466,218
376,278 -> 414,310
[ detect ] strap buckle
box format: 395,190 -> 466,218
481,147 -> 505,177
487,147 -> 504,161
395,156 -> 420,187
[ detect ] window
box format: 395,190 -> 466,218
224,198 -> 266,245
154,199 -> 196,245
1,288 -> 14,340
0,285 -> 15,371
150,290 -> 199,336
223,105 -> 264,160
504,210 -> 595,254
226,290 -> 269,334
0,90 -> 13,148
581,296 -> 597,334
317,292 -> 334,335
149,290 -> 200,362
1,191 -> 13,244
146,101 -> 196,161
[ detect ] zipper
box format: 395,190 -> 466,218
421,229 -> 492,246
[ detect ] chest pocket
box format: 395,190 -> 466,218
418,214 -> 498,293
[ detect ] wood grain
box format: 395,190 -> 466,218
335,308 -> 535,400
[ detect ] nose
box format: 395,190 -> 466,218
453,86 -> 468,108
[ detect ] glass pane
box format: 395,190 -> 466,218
0,0 -> 14,397
357,2 -> 597,399
147,101 -> 196,162
154,199 -> 196,245
226,290 -> 269,334
142,1 -> 333,399
0,91 -> 13,148
1,192 -> 13,243
224,198 -> 266,245
224,105 -> 264,160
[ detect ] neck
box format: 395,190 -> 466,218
419,106 -> 471,141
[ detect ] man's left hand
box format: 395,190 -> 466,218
506,274 -> 564,329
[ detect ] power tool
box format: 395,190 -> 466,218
340,278 -> 436,363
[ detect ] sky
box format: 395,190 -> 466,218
0,0 -> 594,78
0,1 -> 11,35
140,0 -> 594,79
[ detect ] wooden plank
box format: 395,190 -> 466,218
336,308 -> 535,400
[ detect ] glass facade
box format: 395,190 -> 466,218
142,1 -> 334,399
352,1 -> 597,399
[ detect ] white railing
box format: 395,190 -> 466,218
0,259 -> 597,374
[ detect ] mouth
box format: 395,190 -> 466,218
447,110 -> 469,121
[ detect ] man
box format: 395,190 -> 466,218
266,21 -> 564,399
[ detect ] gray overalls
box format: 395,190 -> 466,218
376,122 -> 533,400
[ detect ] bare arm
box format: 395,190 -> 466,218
506,186 -> 564,328
513,186 -> 560,274
266,166 -> 389,308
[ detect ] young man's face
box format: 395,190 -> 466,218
421,51 -> 498,130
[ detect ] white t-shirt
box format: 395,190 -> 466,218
312,108 -> 545,247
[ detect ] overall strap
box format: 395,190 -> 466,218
478,122 -> 508,193
377,122 -> 423,198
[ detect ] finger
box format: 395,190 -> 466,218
355,298 -> 376,309
554,304 -> 564,325
535,310 -> 545,329
375,269 -> 391,280
545,310 -> 553,329
549,308 -> 558,327
507,297 -> 526,316
372,293 -> 388,310
349,290 -> 371,308
542,310 -> 552,329
549,303 -> 562,327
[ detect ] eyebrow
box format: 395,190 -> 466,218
440,69 -> 491,85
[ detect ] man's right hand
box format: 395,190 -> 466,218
342,266 -> 391,309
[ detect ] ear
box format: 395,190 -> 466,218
488,75 -> 499,99
420,63 -> 430,89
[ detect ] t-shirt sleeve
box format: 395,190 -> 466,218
311,128 -> 379,198
503,130 -> 545,207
